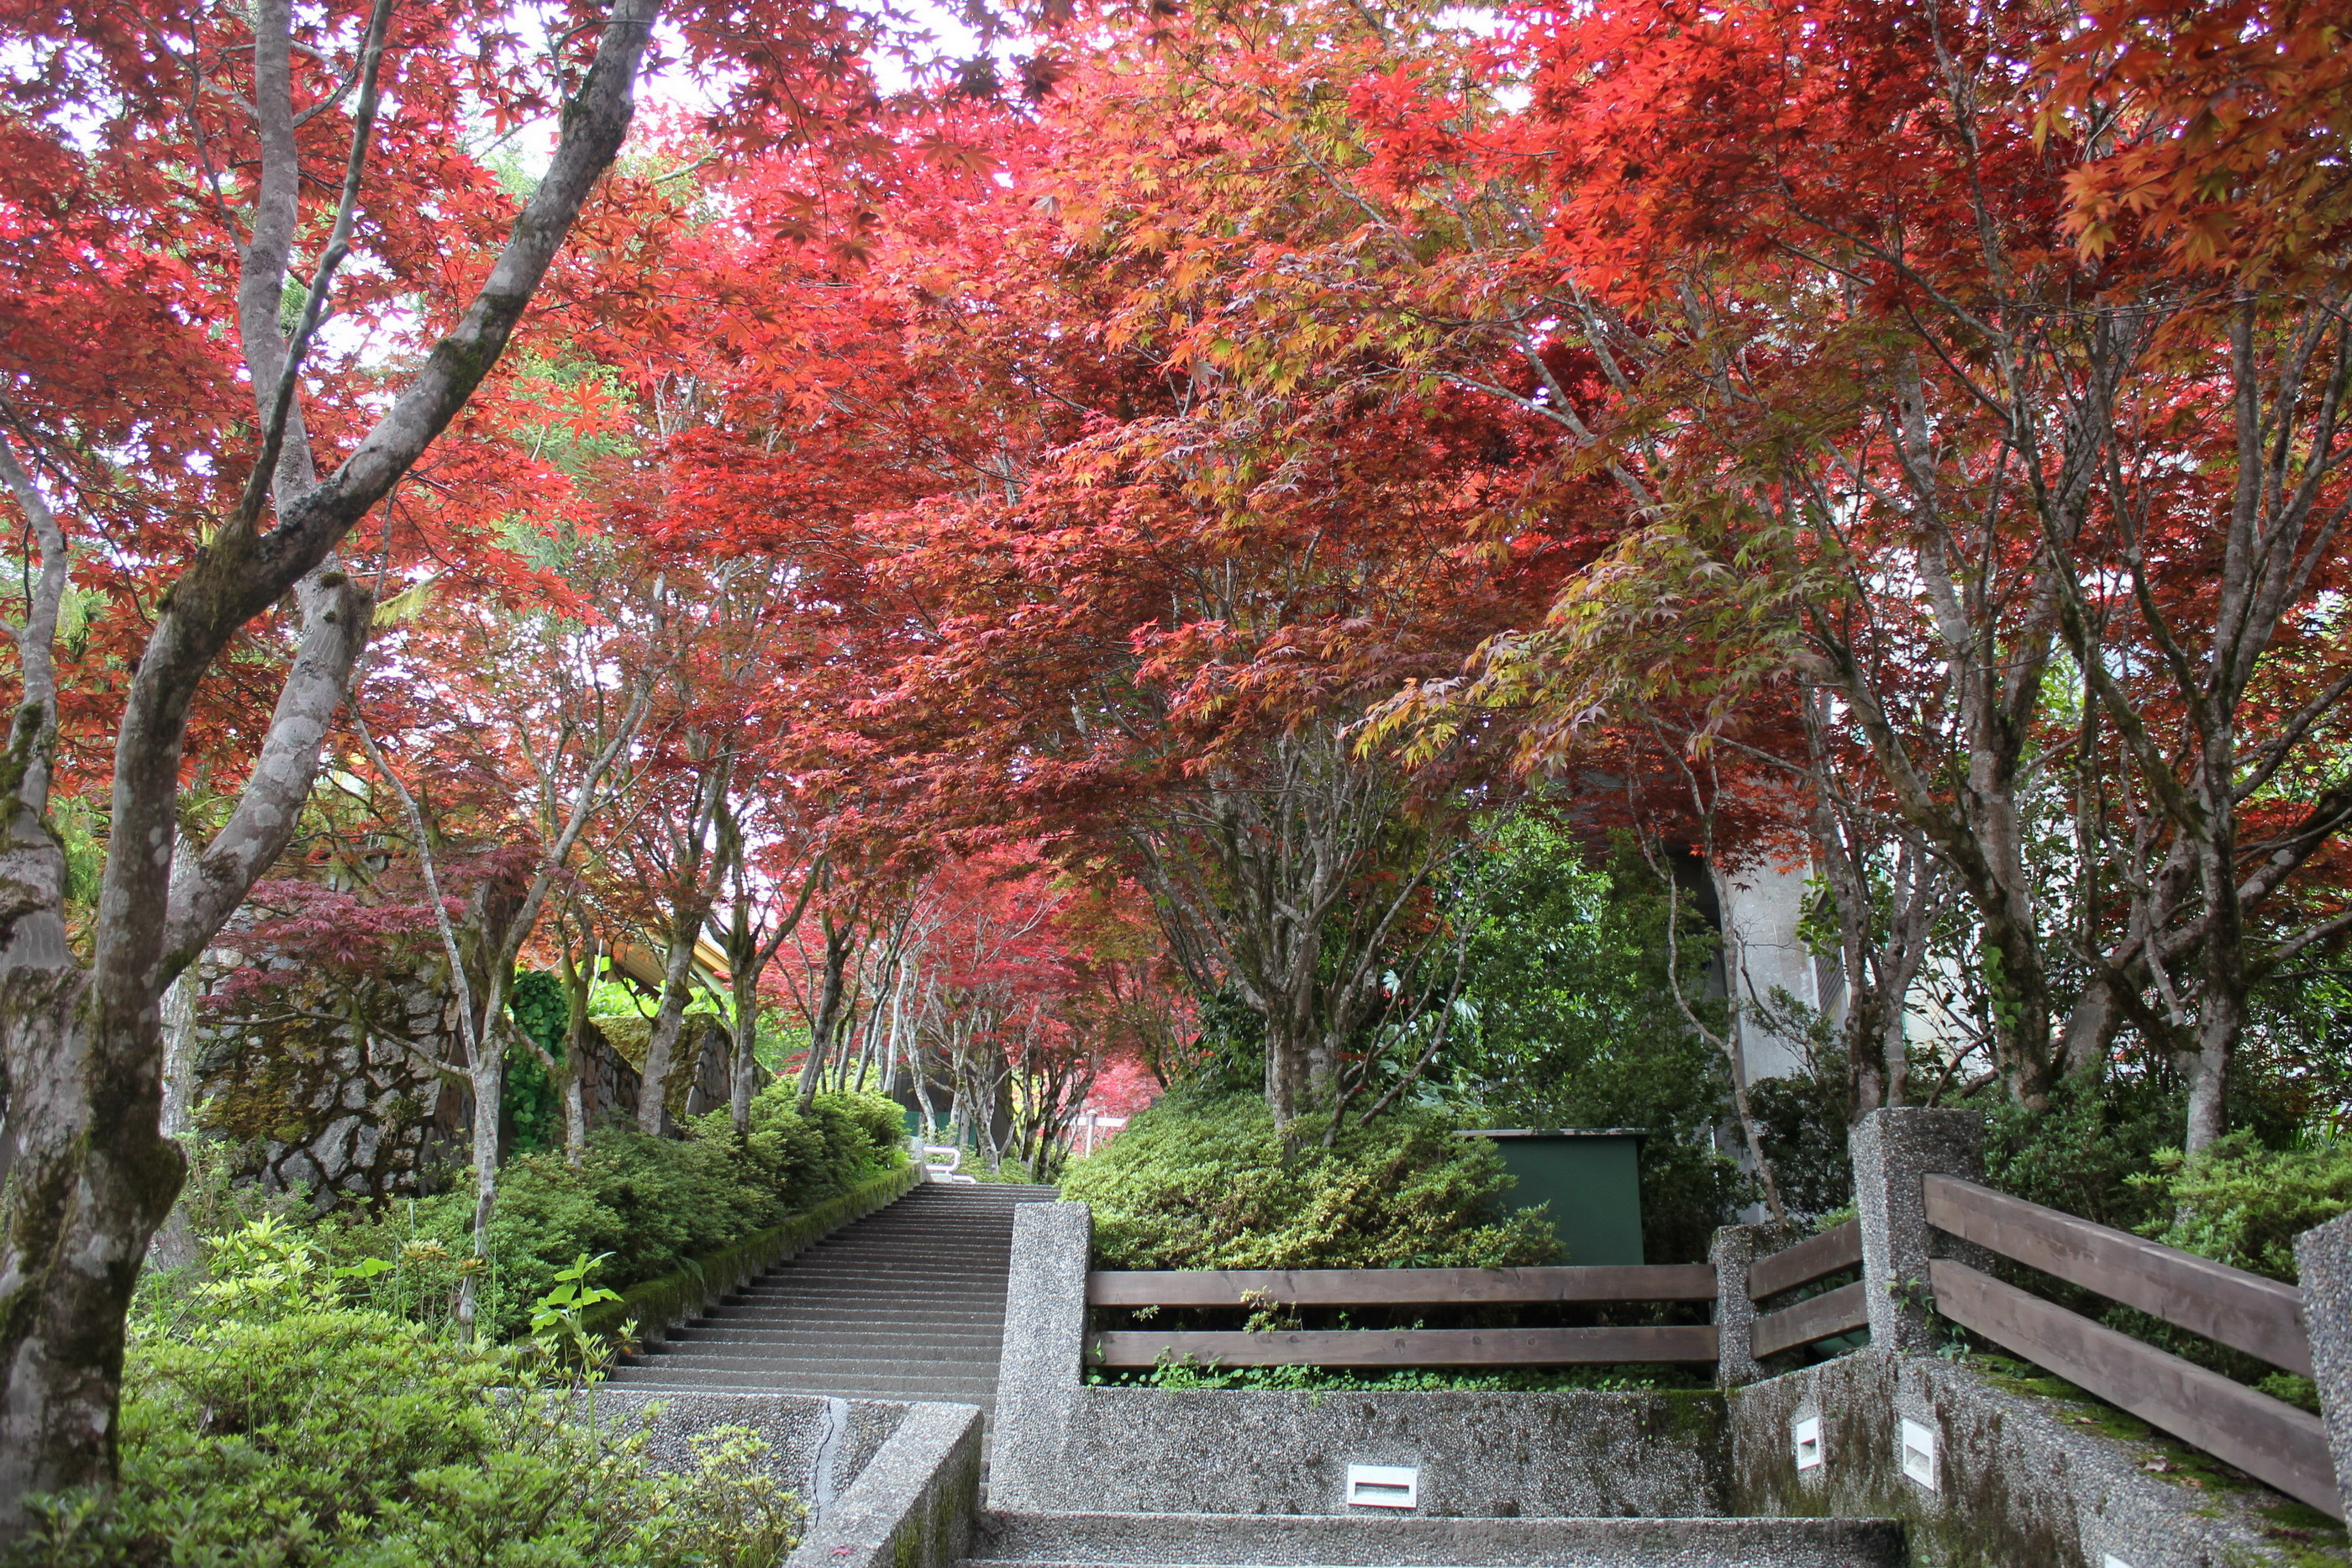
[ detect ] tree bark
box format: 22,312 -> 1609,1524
0,0 -> 658,1521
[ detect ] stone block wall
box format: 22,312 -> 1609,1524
190,961 -> 743,1208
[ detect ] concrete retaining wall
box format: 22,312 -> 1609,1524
995,1192 -> 2343,1564
785,1402 -> 985,1568
1014,1385 -> 1728,1518
1727,1350 -> 2340,1568
990,1200 -> 1723,1519
596,1388 -> 908,1518
592,1388 -> 985,1567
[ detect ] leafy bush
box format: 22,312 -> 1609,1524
1983,1071 -> 2186,1234
2138,1131 -> 2352,1283
1063,1081 -> 1557,1270
11,1223 -> 802,1568
1444,823 -> 1749,1261
314,1085 -> 907,1340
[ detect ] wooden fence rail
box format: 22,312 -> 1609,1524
1921,1176 -> 2339,1519
1087,1265 -> 1717,1308
1086,1264 -> 1718,1368
1746,1220 -> 1868,1358
1749,1219 -> 1861,1299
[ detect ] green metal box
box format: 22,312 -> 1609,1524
1461,1128 -> 1647,1266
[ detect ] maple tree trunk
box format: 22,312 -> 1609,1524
460,1034 -> 505,1329
0,970 -> 182,1508
560,945 -> 595,1163
0,0 -> 656,1525
729,960 -> 761,1134
796,921 -> 855,1111
635,919 -> 703,1134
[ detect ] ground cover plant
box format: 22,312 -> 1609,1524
11,1219 -> 804,1568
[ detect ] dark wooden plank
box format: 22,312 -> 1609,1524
1087,1324 -> 1721,1368
1750,1281 -> 1870,1359
1923,1175 -> 2312,1377
1928,1259 -> 2340,1519
1085,1264 -> 1718,1308
1748,1220 -> 1863,1301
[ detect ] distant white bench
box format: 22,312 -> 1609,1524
909,1139 -> 978,1184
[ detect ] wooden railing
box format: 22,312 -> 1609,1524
1086,1265 -> 1718,1367
1923,1174 -> 2340,1519
1747,1219 -> 1868,1359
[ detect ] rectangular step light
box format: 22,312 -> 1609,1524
1900,1418 -> 1938,1492
1792,1415 -> 1823,1471
1344,1465 -> 1418,1509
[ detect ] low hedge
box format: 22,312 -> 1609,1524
315,1086 -> 912,1340
583,1160 -> 924,1341
1063,1081 -> 1558,1270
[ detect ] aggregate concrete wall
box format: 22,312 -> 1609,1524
2297,1208 -> 2352,1521
1021,1386 -> 1729,1518
992,1199 -> 1724,1518
1728,1351 -> 2341,1568
785,1402 -> 985,1568
594,1388 -> 906,1523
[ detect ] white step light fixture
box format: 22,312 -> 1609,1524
1792,1415 -> 1823,1471
1345,1465 -> 1418,1509
2103,1557 -> 2137,1568
1900,1418 -> 1939,1491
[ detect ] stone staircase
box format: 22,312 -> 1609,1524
607,1181 -> 1060,1408
957,1509 -> 1907,1567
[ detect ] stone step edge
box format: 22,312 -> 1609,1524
965,1511 -> 1906,1568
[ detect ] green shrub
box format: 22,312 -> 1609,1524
1063,1082 -> 1558,1270
1444,823 -> 1749,1261
10,1229 -> 802,1568
1983,1071 -> 2184,1233
318,1083 -> 908,1340
2137,1131 -> 2352,1283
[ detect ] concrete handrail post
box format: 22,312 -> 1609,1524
989,1200 -> 1092,1511
1712,1220 -> 1801,1387
2294,1210 -> 2352,1519
1850,1107 -> 1986,1357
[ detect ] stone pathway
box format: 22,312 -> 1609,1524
606,1181 -> 1060,1408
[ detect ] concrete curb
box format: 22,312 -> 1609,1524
785,1400 -> 987,1568
966,1508 -> 1902,1567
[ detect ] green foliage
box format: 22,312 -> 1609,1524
1746,1071 -> 1854,1217
323,1085 -> 908,1339
502,971 -> 569,1156
1064,1081 -> 1557,1270
1984,1071 -> 2185,1232
529,1251 -> 627,1365
1445,821 -> 1748,1261
9,1232 -> 802,1568
2137,1132 -> 2352,1284
1091,1360 -> 1703,1392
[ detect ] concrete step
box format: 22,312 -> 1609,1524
659,1337 -> 1004,1356
959,1512 -> 1906,1568
663,1324 -> 1008,1344
646,1351 -> 1002,1376
687,1297 -> 1002,1325
724,1297 -> 1011,1307
606,1365 -> 1000,1401
610,1182 -> 1050,1421
748,1269 -> 1016,1278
